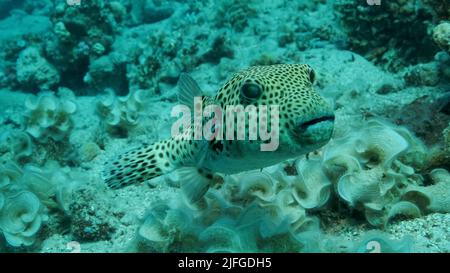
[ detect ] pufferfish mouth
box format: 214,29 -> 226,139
292,115 -> 335,145
298,115 -> 335,131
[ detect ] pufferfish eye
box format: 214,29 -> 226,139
241,82 -> 262,100
308,67 -> 315,84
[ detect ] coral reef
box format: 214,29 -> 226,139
0,0 -> 448,254
83,53 -> 128,95
129,0 -> 174,25
111,28 -> 233,94
84,26 -> 210,95
433,22 -> 450,54
1,0 -> 238,95
334,0 -> 439,71
423,0 -> 450,20
43,0 -> 126,92
198,35 -> 234,65
0,13 -> 53,89
16,47 -> 60,91
125,48 -> 163,94
214,0 -> 257,32
22,0 -> 53,16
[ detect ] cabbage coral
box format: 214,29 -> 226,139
0,164 -> 46,247
135,159 -> 329,253
0,191 -> 45,247
134,118 -> 438,252
24,91 -> 77,143
96,89 -> 149,137
402,168 -> 450,213
0,161 -> 80,248
323,119 -> 430,226
0,130 -> 33,162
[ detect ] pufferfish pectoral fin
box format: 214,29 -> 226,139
176,137 -> 216,203
177,167 -> 214,204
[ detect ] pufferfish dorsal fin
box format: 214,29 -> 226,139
177,73 -> 204,110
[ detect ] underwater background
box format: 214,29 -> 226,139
0,0 -> 449,253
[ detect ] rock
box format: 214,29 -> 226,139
404,62 -> 440,87
384,93 -> 450,146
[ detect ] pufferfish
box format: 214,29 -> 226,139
103,64 -> 335,203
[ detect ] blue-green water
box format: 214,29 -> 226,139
0,0 -> 449,253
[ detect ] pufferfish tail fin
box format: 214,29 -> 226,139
102,140 -> 177,189
102,137 -> 215,204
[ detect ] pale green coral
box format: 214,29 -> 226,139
290,159 -> 332,209
135,203 -> 198,252
199,221 -> 244,253
96,89 -> 150,137
134,159 -> 327,252
403,169 -> 450,213
0,163 -> 47,247
0,130 -> 33,162
53,21 -> 70,42
323,119 -> 428,226
24,91 -> 77,143
0,160 -> 83,248
0,191 -> 45,247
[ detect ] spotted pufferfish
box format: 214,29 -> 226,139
103,64 -> 335,203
